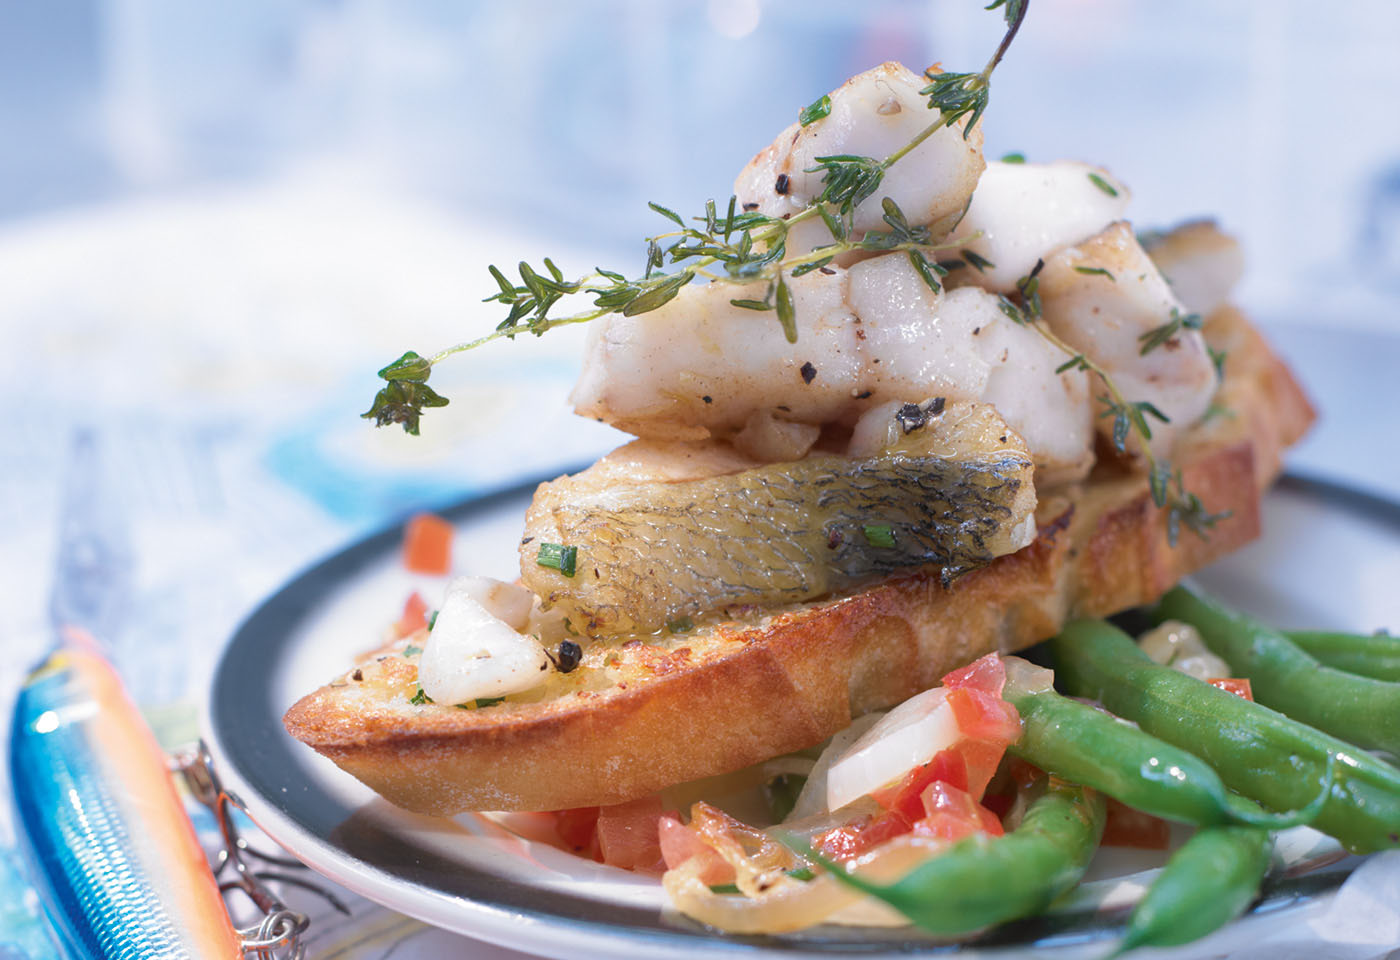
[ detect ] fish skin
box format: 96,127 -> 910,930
522,402 -> 1035,636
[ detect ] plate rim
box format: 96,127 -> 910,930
203,472 -> 1400,959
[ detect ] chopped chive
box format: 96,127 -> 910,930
709,883 -> 741,894
427,610 -> 438,631
1000,151 -> 1026,163
458,696 -> 505,709
1087,172 -> 1119,197
410,688 -> 434,705
862,524 -> 896,548
537,542 -> 578,577
787,867 -> 816,882
403,644 -> 423,657
666,616 -> 694,634
798,93 -> 832,127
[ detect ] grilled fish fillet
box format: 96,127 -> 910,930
521,401 -> 1036,636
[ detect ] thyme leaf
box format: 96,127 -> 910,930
1138,307 -> 1203,355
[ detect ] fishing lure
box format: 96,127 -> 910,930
9,634 -> 242,960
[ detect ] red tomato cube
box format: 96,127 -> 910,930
402,513 -> 453,574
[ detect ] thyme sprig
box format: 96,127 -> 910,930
996,262 -> 1229,546
363,0 -> 1031,433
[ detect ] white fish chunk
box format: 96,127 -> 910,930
418,576 -> 550,704
848,258 -> 1093,482
572,253 -> 1094,481
570,266 -> 860,441
733,62 -> 985,257
1038,222 -> 1218,457
1142,220 -> 1245,316
947,160 -> 1130,293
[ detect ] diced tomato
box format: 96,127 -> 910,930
955,738 -> 1008,799
942,653 -> 1007,697
947,686 -> 1022,743
595,795 -> 669,873
916,781 -> 1005,838
1207,677 -> 1254,701
402,513 -> 453,574
815,809 -> 914,861
1101,798 -> 1171,850
394,591 -> 429,638
554,806 -> 601,860
658,816 -> 734,885
870,749 -> 968,821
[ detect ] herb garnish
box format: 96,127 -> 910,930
1073,265 -> 1115,281
862,524 -> 897,548
997,269 -> 1227,546
363,0 -> 1031,431
962,249 -> 995,273
1138,306 -> 1202,355
799,94 -> 832,127
537,542 -> 579,577
1087,172 -> 1119,197
403,644 -> 422,658
458,696 -> 505,709
410,688 -> 433,705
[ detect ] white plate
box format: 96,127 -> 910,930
204,474 -> 1400,959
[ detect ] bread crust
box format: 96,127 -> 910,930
284,308 -> 1313,814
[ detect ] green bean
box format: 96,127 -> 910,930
1117,820 -> 1271,954
800,779 -> 1105,935
1286,629 -> 1400,683
1006,680 -> 1319,830
1051,619 -> 1400,853
1154,587 -> 1400,756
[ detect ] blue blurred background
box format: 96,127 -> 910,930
5,0 -> 1400,313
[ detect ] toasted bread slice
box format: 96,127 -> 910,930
284,307 -> 1313,814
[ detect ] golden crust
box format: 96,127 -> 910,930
284,308 -> 1313,814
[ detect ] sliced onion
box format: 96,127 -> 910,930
1003,655 -> 1055,695
664,861 -> 863,933
825,688 -> 959,813
786,712 -> 883,823
663,831 -> 951,933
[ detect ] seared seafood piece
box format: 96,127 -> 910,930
571,252 -> 1094,482
1038,221 -> 1218,457
1141,220 -> 1245,316
521,401 -> 1036,636
733,62 -> 985,259
946,160 -> 1130,293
